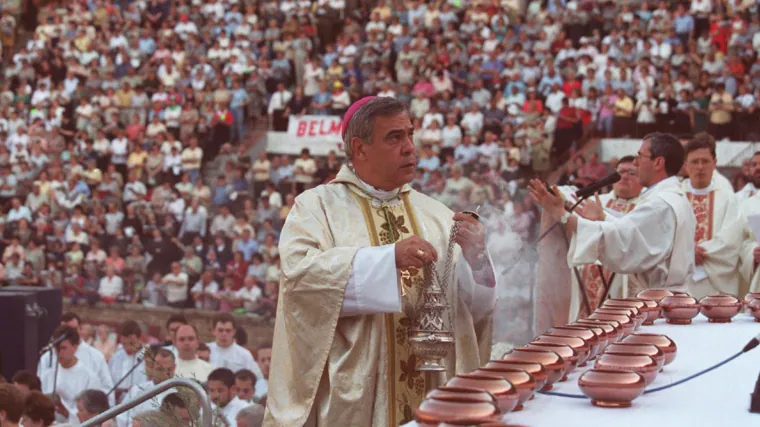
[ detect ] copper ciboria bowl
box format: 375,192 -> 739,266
472,367 -> 537,411
659,294 -> 700,325
446,374 -> 519,414
532,334 -> 591,367
547,326 -> 602,359
604,298 -> 657,325
699,294 -> 742,323
595,307 -> 644,329
502,348 -> 565,390
588,312 -> 635,337
593,353 -> 659,385
485,360 -> 548,393
623,333 -> 677,366
415,394 -> 501,426
576,319 -> 623,343
747,299 -> 760,322
744,292 -> 760,307
524,342 -> 579,378
568,323 -> 610,352
638,299 -> 661,325
603,343 -> 665,370
637,289 -> 674,319
578,369 -> 647,408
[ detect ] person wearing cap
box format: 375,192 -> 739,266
265,97 -> 495,426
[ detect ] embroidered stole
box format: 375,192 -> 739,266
578,198 -> 637,317
351,191 -> 427,426
687,191 -> 715,244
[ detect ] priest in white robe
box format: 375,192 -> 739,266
682,137 -> 744,298
108,320 -> 149,403
207,313 -> 262,378
264,97 -> 496,427
531,132 -> 696,294
568,155 -> 644,321
115,348 -> 178,427
40,326 -> 105,424
739,152 -> 760,294
38,313 -> 115,405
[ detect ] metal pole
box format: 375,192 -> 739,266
80,378 -> 213,427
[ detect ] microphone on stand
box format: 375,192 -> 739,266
108,341 -> 171,399
574,171 -> 622,200
39,334 -> 69,356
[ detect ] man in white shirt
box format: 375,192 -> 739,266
115,348 -> 177,427
108,320 -> 148,403
235,276 -> 262,312
207,313 -> 263,378
253,343 -> 271,403
98,267 -> 124,301
208,368 -> 250,427
38,313 -> 115,405
531,132 -> 696,293
161,262 -> 189,308
41,326 -> 104,424
682,136 -> 743,298
174,324 -> 215,383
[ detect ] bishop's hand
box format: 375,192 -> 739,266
395,236 -> 438,269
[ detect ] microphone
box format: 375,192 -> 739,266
39,334 -> 68,355
742,332 -> 760,353
574,172 -> 622,200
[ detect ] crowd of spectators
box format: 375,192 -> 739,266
0,0 -> 759,424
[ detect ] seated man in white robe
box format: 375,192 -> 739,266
162,313 -> 189,359
208,368 -> 250,427
682,135 -> 744,298
40,326 -> 104,424
531,132 -> 696,293
569,155 -> 644,321
115,348 -> 178,427
252,343 -> 270,404
173,324 -> 215,383
38,312 -> 114,406
207,313 -> 262,378
108,320 -> 148,403
264,97 -> 496,427
739,152 -> 760,294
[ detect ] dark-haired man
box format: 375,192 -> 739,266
207,313 -> 262,378
208,368 -> 248,427
37,312 -> 114,404
40,326 -> 103,423
568,155 -> 644,321
108,320 -> 149,402
234,369 -> 257,403
11,370 -> 41,398
682,136 -> 743,298
531,132 -> 697,293
0,383 -> 24,427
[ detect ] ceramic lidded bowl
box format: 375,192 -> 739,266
547,326 -> 601,359
471,367 -> 536,411
415,395 -> 501,426
589,312 -> 635,337
523,342 -> 578,379
660,294 -> 700,325
622,333 -> 677,366
595,307 -> 644,329
699,294 -> 742,323
532,334 -> 591,367
578,369 -> 647,408
593,353 -> 659,385
744,292 -> 760,307
446,374 -> 519,414
502,348 -> 565,391
604,342 -> 665,370
576,319 -> 623,343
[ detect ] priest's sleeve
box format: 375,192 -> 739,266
568,199 -> 676,274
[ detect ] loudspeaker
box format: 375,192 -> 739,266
1,286 -> 62,350
0,291 -> 40,381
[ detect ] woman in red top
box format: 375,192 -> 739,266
562,72 -> 582,97
522,89 -> 544,115
226,251 -> 248,290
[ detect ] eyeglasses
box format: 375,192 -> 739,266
635,151 -> 655,161
616,169 -> 637,176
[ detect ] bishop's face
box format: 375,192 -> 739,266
353,112 -> 417,191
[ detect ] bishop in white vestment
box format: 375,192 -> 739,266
568,156 -> 643,321
681,139 -> 743,298
264,97 -> 495,427
531,133 -> 696,294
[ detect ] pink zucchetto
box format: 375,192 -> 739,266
341,96 -> 376,141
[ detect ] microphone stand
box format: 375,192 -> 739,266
108,351 -> 146,399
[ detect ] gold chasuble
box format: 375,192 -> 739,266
263,166 -> 494,427
353,190 -> 428,424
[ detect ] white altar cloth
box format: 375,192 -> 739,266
405,313 -> 760,426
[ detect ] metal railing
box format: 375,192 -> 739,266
80,378 -> 213,427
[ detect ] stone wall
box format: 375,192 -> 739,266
65,301 -> 274,348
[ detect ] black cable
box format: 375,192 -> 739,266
538,349 -> 746,399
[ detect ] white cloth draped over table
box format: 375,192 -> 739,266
683,179 -> 744,298
739,192 -> 760,293
568,177 -> 696,291
568,190 -> 641,322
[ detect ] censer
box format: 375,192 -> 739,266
408,209 -> 480,389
